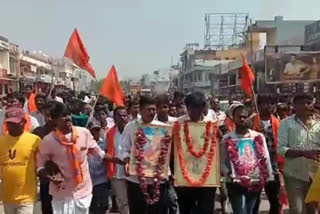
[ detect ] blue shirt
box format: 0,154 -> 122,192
88,138 -> 108,186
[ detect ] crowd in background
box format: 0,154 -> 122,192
0,85 -> 319,214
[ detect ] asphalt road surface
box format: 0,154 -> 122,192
0,197 -> 283,214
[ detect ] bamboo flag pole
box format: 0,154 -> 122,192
47,57 -> 56,100
251,85 -> 260,116
85,93 -> 100,127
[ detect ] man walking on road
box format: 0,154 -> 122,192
0,107 -> 41,214
37,102 -> 107,214
278,93 -> 320,214
106,106 -> 129,214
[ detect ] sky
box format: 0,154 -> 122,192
1,0 -> 320,80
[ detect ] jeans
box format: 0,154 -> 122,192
127,181 -> 168,214
40,180 -> 53,214
226,182 -> 260,214
166,181 -> 179,214
254,175 -> 281,214
176,187 -> 216,214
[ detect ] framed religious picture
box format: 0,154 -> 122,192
224,135 -> 274,190
173,121 -> 221,187
128,124 -> 172,179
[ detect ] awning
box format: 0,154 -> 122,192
21,56 -> 52,70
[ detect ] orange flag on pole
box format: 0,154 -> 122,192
64,28 -> 96,78
100,65 -> 125,107
240,55 -> 255,97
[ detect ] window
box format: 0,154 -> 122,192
229,74 -> 237,85
198,72 -> 202,81
0,84 -> 3,95
4,84 -> 8,94
9,58 -> 15,74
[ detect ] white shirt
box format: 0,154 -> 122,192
54,96 -> 64,103
216,111 -> 227,127
206,109 -> 217,121
23,100 -> 30,114
30,115 -> 40,131
262,120 -> 271,130
83,96 -> 90,104
31,111 -> 46,126
113,128 -> 126,179
129,114 -> 141,121
154,115 -> 177,125
120,118 -> 168,183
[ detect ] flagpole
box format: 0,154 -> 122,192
85,93 -> 100,127
47,57 -> 56,100
251,85 -> 260,116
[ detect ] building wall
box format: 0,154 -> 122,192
0,50 -> 9,74
253,16 -> 315,46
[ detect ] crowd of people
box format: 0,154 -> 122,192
0,85 -> 319,214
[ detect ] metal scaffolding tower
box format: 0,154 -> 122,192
204,13 -> 249,50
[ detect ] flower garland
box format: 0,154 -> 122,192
225,135 -> 269,191
183,121 -> 211,158
134,128 -> 170,205
174,122 -> 217,186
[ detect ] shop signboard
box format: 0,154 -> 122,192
305,21 -> 320,45
264,45 -> 320,84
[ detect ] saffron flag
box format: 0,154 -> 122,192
100,65 -> 125,107
64,28 -> 96,78
28,93 -> 37,113
240,55 -> 255,97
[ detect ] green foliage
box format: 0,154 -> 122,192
90,79 -> 129,94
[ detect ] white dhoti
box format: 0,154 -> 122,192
52,194 -> 92,214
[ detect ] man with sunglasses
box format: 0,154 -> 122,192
37,102 -> 107,214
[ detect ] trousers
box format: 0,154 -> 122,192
226,182 -> 260,214
3,203 -> 34,214
111,178 -> 129,214
176,187 -> 216,214
127,181 -> 168,214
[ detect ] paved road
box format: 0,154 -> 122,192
0,198 -> 282,214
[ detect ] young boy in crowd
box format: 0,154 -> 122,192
88,121 -> 109,214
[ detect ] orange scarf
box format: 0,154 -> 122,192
106,126 -> 117,179
253,114 -> 284,169
2,114 -> 32,134
55,127 -> 83,185
225,117 -> 235,132
28,93 -> 37,113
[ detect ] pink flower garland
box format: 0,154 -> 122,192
225,135 -> 269,191
134,128 -> 170,205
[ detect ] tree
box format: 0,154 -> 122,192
90,79 -> 103,92
90,79 -> 129,94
